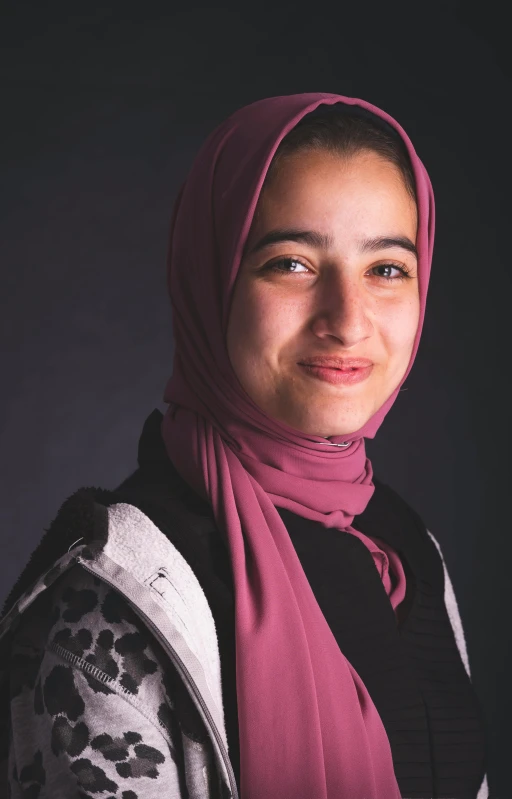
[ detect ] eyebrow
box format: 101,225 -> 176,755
247,228 -> 418,260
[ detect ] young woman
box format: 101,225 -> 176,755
1,93 -> 488,798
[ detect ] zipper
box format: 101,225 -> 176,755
78,557 -> 239,799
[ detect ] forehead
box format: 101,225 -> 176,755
250,149 -> 417,241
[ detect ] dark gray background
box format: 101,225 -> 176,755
1,1 -> 509,794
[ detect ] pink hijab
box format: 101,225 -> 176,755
161,93 -> 435,798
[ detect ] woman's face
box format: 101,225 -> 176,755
226,148 -> 420,438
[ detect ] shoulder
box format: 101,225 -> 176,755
367,479 -> 473,678
12,565 -> 180,729
2,484 -> 120,621
371,476 -> 430,533
355,477 -> 446,591
357,475 -> 433,545
4,483 -> 217,747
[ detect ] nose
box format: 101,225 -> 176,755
310,273 -> 373,349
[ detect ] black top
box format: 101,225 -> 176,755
114,409 -> 487,799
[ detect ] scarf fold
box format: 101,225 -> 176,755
161,92 -> 435,798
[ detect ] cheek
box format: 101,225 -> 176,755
235,288 -> 298,357
380,295 -> 420,364
228,286 -> 279,381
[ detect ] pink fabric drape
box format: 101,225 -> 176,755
161,93 -> 435,798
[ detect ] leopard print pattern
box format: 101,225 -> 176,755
6,564 -> 203,798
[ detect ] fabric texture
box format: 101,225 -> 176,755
8,567 -> 189,799
1,488 -> 233,799
160,92 -> 435,798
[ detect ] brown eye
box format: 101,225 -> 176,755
371,263 -> 411,281
265,257 -> 311,275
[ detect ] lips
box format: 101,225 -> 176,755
298,356 -> 373,370
299,361 -> 373,386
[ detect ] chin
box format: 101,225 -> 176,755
288,412 -> 373,439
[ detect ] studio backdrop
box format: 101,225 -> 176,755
0,1 -> 509,794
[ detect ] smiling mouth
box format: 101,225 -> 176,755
298,363 -> 374,385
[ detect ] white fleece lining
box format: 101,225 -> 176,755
105,502 -> 223,718
426,528 -> 471,679
426,529 -> 488,799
